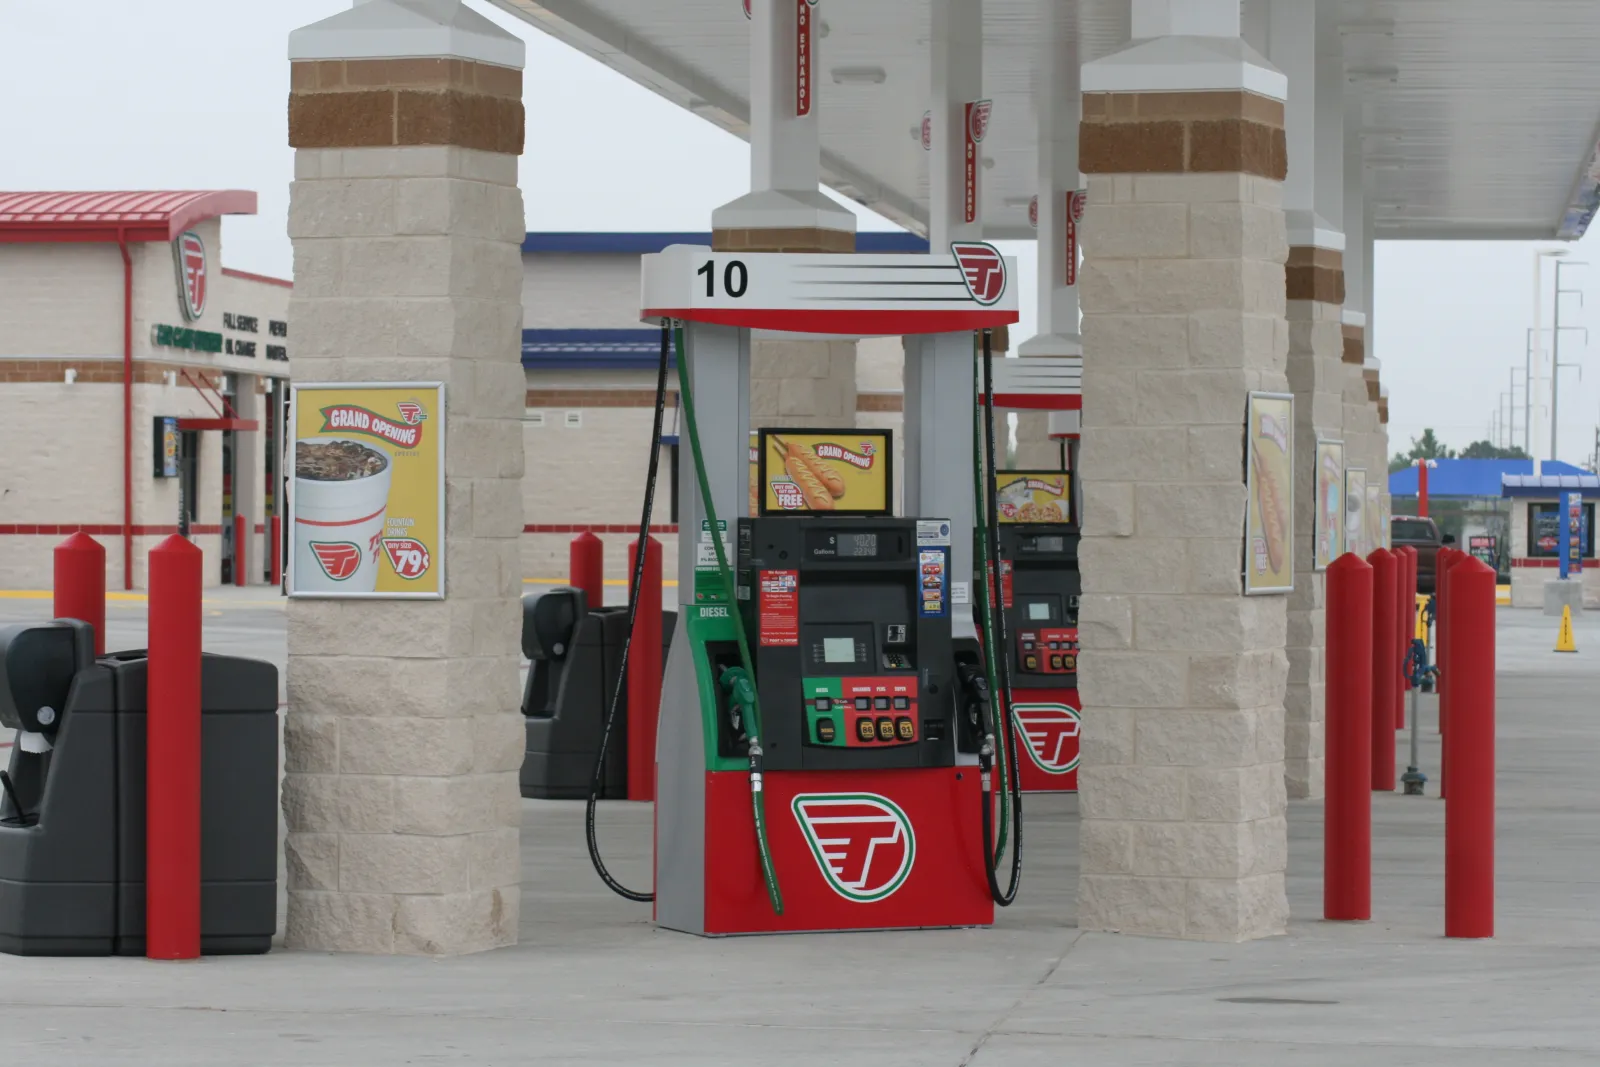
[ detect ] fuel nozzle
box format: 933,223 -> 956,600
719,666 -> 758,740
956,661 -> 990,730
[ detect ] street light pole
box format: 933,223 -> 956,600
1552,259 -> 1588,464
1534,249 -> 1570,475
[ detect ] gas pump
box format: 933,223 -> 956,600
580,243 -> 1022,935
993,471 -> 1082,791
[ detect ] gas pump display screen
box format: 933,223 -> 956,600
1021,597 -> 1060,624
1028,535 -> 1066,553
822,637 -> 856,663
1028,602 -> 1052,621
804,528 -> 906,561
839,533 -> 878,557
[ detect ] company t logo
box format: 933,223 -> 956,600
310,541 -> 362,581
792,793 -> 915,903
1012,703 -> 1082,774
951,241 -> 1007,306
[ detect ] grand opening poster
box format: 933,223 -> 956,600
288,382 -> 445,599
1244,393 -> 1294,594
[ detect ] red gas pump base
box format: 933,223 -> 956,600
688,767 -> 993,936
1009,687 -> 1082,793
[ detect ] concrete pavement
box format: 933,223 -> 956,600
0,598 -> 1593,1065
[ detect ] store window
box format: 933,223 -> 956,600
1528,502 -> 1594,558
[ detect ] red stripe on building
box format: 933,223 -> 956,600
525,524 -> 678,534
1511,557 -> 1598,569
0,524 -> 225,536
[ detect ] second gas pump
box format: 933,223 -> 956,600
582,241 -> 1025,935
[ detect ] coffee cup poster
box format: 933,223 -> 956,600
1244,392 -> 1294,595
288,383 -> 446,599
759,428 -> 892,516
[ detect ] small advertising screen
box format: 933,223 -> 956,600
994,471 -> 1072,525
759,428 -> 892,517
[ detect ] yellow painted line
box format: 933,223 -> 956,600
523,577 -> 680,587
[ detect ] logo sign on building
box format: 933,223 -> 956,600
1012,703 -> 1081,774
288,382 -> 445,599
1065,189 -> 1086,286
921,110 -> 931,151
963,100 -> 991,224
792,793 -> 915,902
759,428 -> 892,516
796,0 -> 818,117
172,231 -> 207,321
1027,195 -> 1038,229
951,242 -> 1007,306
1313,439 -> 1345,571
1245,392 -> 1295,595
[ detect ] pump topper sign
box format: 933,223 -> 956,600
964,99 -> 992,224
172,230 -> 207,321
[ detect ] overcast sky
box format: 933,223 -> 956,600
3,0 -> 1597,470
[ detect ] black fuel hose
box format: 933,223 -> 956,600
583,320 -> 672,903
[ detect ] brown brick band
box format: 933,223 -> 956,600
1286,246 -> 1345,304
1378,397 -> 1389,424
1342,323 -> 1364,365
712,227 -> 856,253
1081,90 -> 1286,179
0,359 -> 227,386
524,387 -> 903,413
289,57 -> 523,154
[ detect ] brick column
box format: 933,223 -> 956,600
281,3 -> 527,955
1074,5 -> 1291,941
1282,246 -> 1344,798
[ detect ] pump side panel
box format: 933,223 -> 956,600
702,767 -> 991,934
653,613 -> 707,934
1009,688 -> 1080,793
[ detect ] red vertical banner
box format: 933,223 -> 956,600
795,0 -> 815,116
1065,189 -> 1086,286
964,100 -> 991,224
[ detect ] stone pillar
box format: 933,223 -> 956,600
1341,108 -> 1375,516
1269,0 -> 1344,800
231,377 -> 262,585
282,1 -> 528,955
715,0 -> 856,438
1016,4 -> 1083,472
1074,0 -> 1290,941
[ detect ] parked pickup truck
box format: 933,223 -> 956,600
1390,515 -> 1455,594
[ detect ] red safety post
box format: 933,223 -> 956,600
1367,548 -> 1397,792
269,515 -> 283,588
233,513 -> 247,588
53,532 -> 107,656
627,536 -> 663,802
569,532 -> 605,608
1396,545 -> 1416,727
1446,556 -> 1497,939
146,535 -> 202,960
1324,552 -> 1374,921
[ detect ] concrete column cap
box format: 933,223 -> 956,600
1341,309 -> 1367,328
289,0 -> 525,69
1082,35 -> 1286,101
1285,210 -> 1345,252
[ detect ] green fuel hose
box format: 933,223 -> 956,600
673,324 -> 785,916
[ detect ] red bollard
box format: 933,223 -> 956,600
1367,548 -> 1398,792
146,535 -> 202,960
1324,552 -> 1374,921
570,532 -> 604,608
54,532 -> 107,656
233,513 -> 247,588
1396,546 -> 1416,726
627,537 -> 663,802
270,515 -> 283,588
1446,556 -> 1497,938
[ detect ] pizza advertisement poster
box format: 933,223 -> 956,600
994,471 -> 1072,525
1345,468 -> 1368,559
288,382 -> 445,599
1313,439 -> 1345,571
759,428 -> 893,517
1244,392 -> 1294,595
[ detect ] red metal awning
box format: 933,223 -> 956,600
176,417 -> 259,432
0,190 -> 258,244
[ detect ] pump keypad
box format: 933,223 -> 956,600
1017,627 -> 1078,676
804,676 -> 919,748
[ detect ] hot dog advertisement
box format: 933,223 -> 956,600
995,471 -> 1072,525
1244,392 -> 1294,595
759,428 -> 892,517
1314,439 -> 1345,571
289,382 -> 445,599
